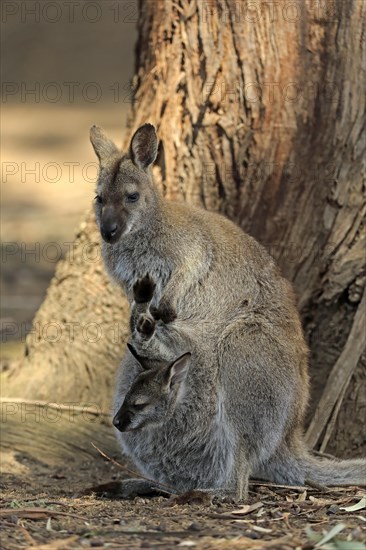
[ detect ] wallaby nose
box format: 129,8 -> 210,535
113,411 -> 132,432
101,222 -> 119,243
113,413 -> 122,431
110,222 -> 118,236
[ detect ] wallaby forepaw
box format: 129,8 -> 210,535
133,274 -> 156,304
160,303 -> 177,324
150,301 -> 177,324
137,313 -> 156,337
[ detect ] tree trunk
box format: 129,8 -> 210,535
3,0 -> 365,463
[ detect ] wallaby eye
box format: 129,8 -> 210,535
95,195 -> 103,204
126,192 -> 140,203
133,402 -> 147,411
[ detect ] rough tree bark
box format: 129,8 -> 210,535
3,0 -> 365,463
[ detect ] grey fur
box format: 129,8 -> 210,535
91,125 -> 366,500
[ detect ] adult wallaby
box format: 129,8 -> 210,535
113,276 -> 366,501
91,125 -> 365,497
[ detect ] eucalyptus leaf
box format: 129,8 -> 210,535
340,496 -> 366,512
334,541 -> 366,550
314,524 -> 345,548
306,526 -> 322,543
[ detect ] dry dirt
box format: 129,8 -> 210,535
0,450 -> 365,550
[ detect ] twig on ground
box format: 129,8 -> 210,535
18,525 -> 37,546
249,480 -> 308,492
304,479 -> 330,492
0,508 -> 87,521
91,442 -> 178,495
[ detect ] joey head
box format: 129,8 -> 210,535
113,352 -> 191,432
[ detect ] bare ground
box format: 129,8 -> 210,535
0,450 -> 365,550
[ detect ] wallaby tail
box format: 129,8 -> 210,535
303,453 -> 366,486
258,448 -> 366,487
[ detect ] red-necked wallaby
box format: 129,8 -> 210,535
90,125 -> 366,500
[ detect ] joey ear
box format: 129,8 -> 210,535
130,123 -> 158,170
165,352 -> 191,389
90,125 -> 119,163
126,343 -> 150,370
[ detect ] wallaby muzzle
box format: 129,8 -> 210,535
100,206 -> 125,244
113,406 -> 134,432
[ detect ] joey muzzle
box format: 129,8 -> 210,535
113,405 -> 134,432
100,206 -> 125,244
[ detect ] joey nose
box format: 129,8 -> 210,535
113,411 -> 132,432
112,413 -> 123,431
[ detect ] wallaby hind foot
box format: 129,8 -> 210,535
115,478 -> 173,499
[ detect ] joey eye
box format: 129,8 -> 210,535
95,195 -> 103,204
133,402 -> 148,411
126,192 -> 140,203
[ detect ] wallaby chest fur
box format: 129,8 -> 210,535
103,199 -> 285,318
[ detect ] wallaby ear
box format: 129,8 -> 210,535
126,343 -> 151,370
165,352 -> 191,389
130,123 -> 158,170
90,125 -> 119,163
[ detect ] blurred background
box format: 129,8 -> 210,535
1,0 -> 137,359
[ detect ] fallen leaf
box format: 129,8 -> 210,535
333,541 -> 366,550
252,525 -> 272,533
309,495 -> 332,506
315,523 -> 345,548
340,495 -> 366,512
231,502 -> 263,515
